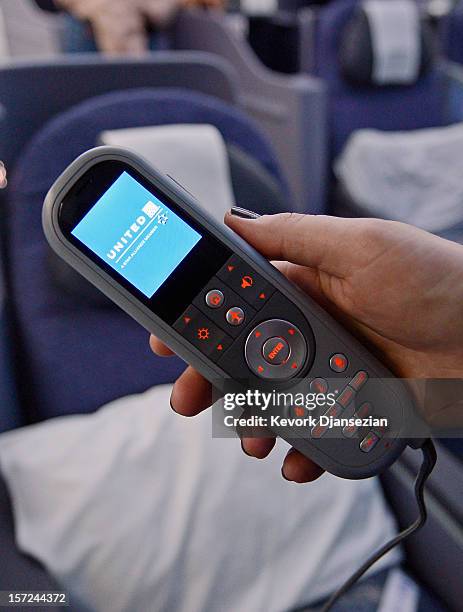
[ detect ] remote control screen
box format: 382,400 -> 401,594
72,171 -> 202,298
60,159 -> 231,324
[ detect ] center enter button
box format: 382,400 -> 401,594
262,336 -> 290,365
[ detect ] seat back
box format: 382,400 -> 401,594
174,10 -> 328,213
7,88 -> 287,423
440,2 -> 463,66
0,236 -> 21,433
0,152 -> 20,432
0,53 -> 239,429
0,53 -> 236,184
311,0 -> 445,156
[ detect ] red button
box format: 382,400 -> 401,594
343,402 -> 371,438
337,386 -> 355,408
262,337 -> 290,365
350,370 -> 368,391
226,307 -> 245,326
311,404 -> 343,439
310,378 -> 329,394
360,432 -> 380,453
330,353 -> 348,373
205,289 -> 225,309
356,402 -> 371,418
342,423 -> 358,438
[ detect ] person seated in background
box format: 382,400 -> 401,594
34,0 -> 223,54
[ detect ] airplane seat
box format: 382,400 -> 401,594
439,1 -> 463,66
0,231 -> 21,432
174,10 -> 328,214
278,0 -> 327,10
6,87 -> 289,425
247,12 -> 300,75
309,0 -> 445,158
438,3 -> 463,124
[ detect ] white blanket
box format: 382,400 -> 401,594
0,386 -> 400,612
335,123 -> 463,232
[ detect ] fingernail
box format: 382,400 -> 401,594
241,439 -> 253,457
281,448 -> 298,481
281,466 -> 292,482
230,206 -> 261,220
169,396 -> 179,414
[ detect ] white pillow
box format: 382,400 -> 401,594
0,385 -> 400,612
335,123 -> 463,232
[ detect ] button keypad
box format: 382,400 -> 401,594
245,319 -> 307,380
343,402 -> 371,438
174,305 -> 233,360
217,255 -> 275,308
193,278 -> 256,338
311,403 -> 343,439
171,252 -> 394,465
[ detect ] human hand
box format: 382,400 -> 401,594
150,213 -> 463,481
56,0 -> 183,54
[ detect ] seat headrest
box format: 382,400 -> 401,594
339,0 -> 435,87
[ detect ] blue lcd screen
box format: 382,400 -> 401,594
71,171 -> 202,298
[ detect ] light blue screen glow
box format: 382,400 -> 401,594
72,172 -> 202,298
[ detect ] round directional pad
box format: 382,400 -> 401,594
245,319 -> 308,380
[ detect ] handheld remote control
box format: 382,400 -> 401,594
43,147 -> 414,479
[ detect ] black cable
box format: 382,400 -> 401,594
321,439 -> 437,612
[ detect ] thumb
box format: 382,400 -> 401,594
225,212 -> 357,277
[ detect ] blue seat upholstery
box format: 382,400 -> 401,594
440,4 -> 463,66
0,270 -> 21,432
8,88 -> 286,422
312,0 -> 446,156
